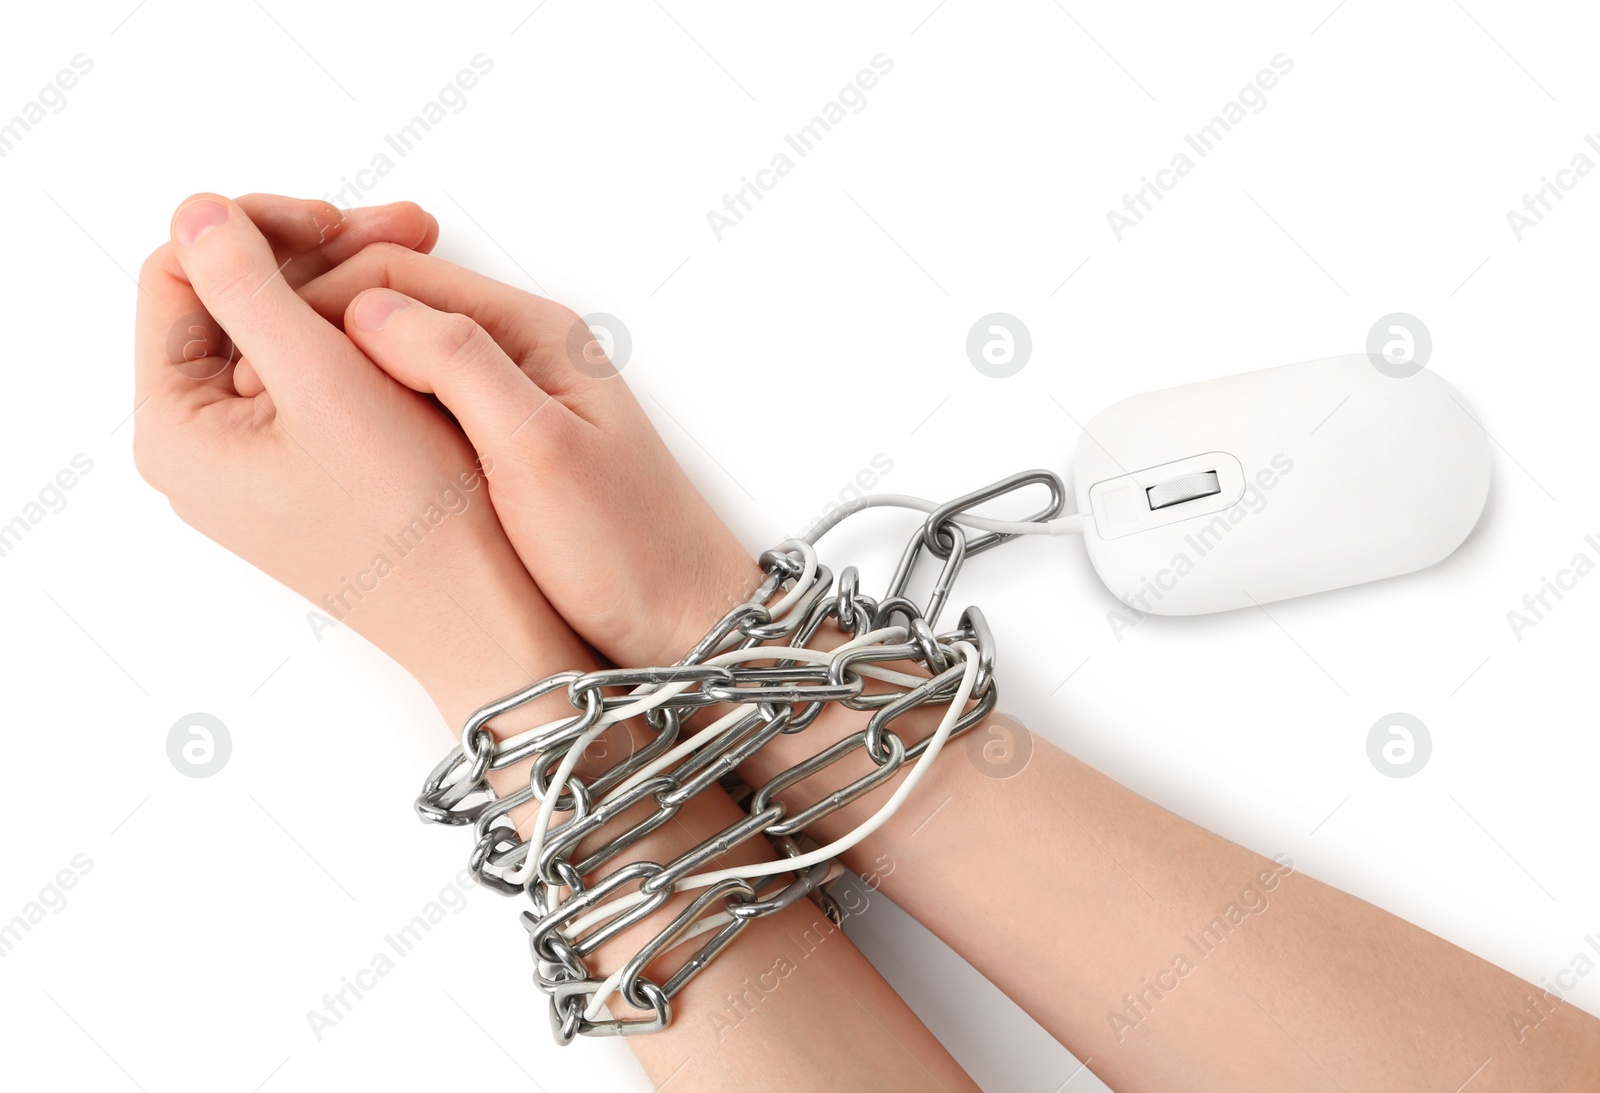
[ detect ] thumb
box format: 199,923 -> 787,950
345,288 -> 575,462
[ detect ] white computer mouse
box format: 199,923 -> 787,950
1072,354 -> 1491,615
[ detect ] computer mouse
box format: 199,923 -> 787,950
1072,354 -> 1491,615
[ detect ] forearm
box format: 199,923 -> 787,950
262,210 -> 1593,1089
569,774 -> 977,1091
403,565 -> 977,1091
860,743 -> 1599,1090
726,645 -> 1600,1092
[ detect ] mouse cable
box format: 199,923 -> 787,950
801,492 -> 1089,546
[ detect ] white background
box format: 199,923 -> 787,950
1,2 -> 1596,1091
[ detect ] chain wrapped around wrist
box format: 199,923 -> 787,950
414,470 -> 1064,1043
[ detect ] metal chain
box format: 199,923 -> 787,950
414,470 -> 1064,1043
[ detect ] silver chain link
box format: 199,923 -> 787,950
415,470 -> 1064,1042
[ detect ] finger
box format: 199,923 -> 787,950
297,244 -> 585,394
234,194 -> 440,289
168,192 -> 361,399
320,201 -> 440,261
344,287 -> 577,465
135,240 -> 243,415
234,194 -> 346,254
234,356 -> 264,398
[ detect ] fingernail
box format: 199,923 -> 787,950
311,202 -> 345,240
174,199 -> 228,247
355,289 -> 411,332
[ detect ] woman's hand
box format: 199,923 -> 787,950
132,194 -> 976,1091
294,246 -> 764,670
134,193 -> 588,715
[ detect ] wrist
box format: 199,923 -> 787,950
397,563 -> 601,735
655,540 -> 767,667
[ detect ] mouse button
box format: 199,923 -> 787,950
1087,451 -> 1244,540
1147,471 -> 1222,510
1097,484 -> 1144,533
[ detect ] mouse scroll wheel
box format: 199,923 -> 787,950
1146,471 -> 1221,510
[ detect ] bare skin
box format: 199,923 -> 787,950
137,193 -> 1600,1092
135,193 -> 973,1092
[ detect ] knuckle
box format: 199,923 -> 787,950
538,304 -> 585,350
434,314 -> 495,372
363,240 -> 410,263
199,254 -> 263,305
348,241 -> 411,289
363,240 -> 414,274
